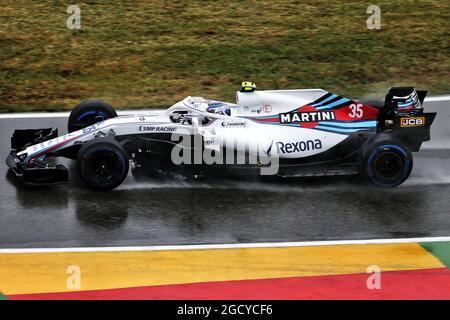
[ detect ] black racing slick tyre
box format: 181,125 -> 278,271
362,140 -> 413,187
68,99 -> 117,133
77,139 -> 129,191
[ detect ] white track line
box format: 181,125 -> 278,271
0,96 -> 448,119
0,110 -> 159,119
0,236 -> 449,254
425,95 -> 450,102
0,112 -> 70,119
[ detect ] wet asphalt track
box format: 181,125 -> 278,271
0,100 -> 449,248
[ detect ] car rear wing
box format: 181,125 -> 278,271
378,87 -> 436,151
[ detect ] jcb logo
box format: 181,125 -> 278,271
400,117 -> 425,127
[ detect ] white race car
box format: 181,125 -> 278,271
7,82 -> 435,190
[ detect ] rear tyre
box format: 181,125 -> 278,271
68,99 -> 117,133
77,139 -> 129,191
362,140 -> 413,187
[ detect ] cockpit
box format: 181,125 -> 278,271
166,96 -> 237,125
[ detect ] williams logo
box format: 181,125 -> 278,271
400,117 -> 425,127
279,105 -> 336,129
221,120 -> 247,128
277,139 -> 323,154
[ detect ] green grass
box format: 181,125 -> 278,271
0,0 -> 449,112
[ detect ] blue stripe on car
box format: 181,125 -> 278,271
310,94 -> 338,107
314,125 -> 373,133
319,120 -> 376,128
315,97 -> 350,110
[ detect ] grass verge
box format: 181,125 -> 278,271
0,0 -> 449,112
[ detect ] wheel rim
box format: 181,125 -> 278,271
373,151 -> 403,179
88,152 -> 122,183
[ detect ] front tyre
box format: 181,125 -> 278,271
68,99 -> 117,133
363,141 -> 413,187
77,139 -> 129,191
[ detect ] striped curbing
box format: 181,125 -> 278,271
420,241 -> 450,269
10,268 -> 450,300
1,240 -> 449,299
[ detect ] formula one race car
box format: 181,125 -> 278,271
6,83 -> 436,190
